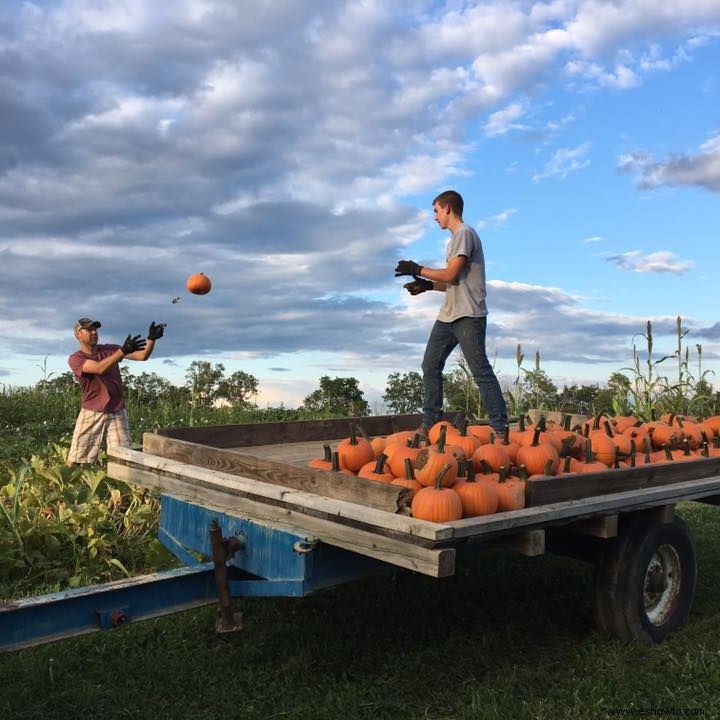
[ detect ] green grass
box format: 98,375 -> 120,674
2,503 -> 719,720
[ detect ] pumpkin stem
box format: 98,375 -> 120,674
603,419 -> 615,438
437,424 -> 447,453
503,424 -> 511,445
643,437 -> 653,463
584,438 -> 595,464
403,457 -> 415,480
563,455 -> 572,473
322,444 -> 331,463
434,463 -> 454,490
543,458 -> 554,476
373,453 -> 388,474
479,458 -> 493,475
531,426 -> 542,447
347,426 -> 359,446
331,451 -> 342,472
663,445 -> 673,461
498,465 -> 508,484
517,464 -> 529,481
466,462 -> 476,483
701,442 -> 709,458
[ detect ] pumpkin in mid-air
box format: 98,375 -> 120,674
186,272 -> 212,295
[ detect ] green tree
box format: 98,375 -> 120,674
383,371 -> 423,414
557,384 -> 600,415
185,361 -> 226,408
302,376 -> 370,416
520,369 -> 559,411
443,362 -> 482,417
35,371 -> 78,394
217,370 -> 259,408
124,371 -> 175,404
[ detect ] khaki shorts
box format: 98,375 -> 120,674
67,408 -> 131,464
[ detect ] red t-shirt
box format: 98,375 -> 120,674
68,344 -> 125,412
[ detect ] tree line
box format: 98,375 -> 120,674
31,359 -> 694,419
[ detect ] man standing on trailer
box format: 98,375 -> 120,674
66,317 -> 166,467
394,189 -> 508,434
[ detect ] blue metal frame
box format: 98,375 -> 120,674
0,492 -> 389,652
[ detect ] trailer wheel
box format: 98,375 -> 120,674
593,516 -> 696,643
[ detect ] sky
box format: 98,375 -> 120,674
1,0 -> 719,410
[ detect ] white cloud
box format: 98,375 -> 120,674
484,101 -> 529,137
533,142 -> 592,180
605,250 -> 694,275
617,132 -> 720,192
582,235 -> 603,244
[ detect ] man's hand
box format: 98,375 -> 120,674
404,277 -> 434,295
394,259 -> 422,277
121,334 -> 147,356
148,321 -> 166,341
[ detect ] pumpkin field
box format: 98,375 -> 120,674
3,330 -> 720,719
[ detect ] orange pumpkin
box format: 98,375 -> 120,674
337,425 -> 375,473
516,427 -> 559,476
186,272 -> 212,295
308,444 -> 332,471
495,466 -> 526,512
391,457 -> 422,499
411,464 -> 463,522
454,462 -> 498,517
414,427 -> 458,487
357,453 -> 394,483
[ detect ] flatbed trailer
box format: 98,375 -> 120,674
3,412 -> 720,652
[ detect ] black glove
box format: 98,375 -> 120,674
121,334 -> 147,356
394,259 -> 422,277
404,276 -> 434,295
148,321 -> 166,341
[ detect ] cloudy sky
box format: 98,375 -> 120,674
1,0 -> 719,408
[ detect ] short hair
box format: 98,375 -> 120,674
432,190 -> 464,217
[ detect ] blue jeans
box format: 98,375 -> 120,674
421,316 -> 508,432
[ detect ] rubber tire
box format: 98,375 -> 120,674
593,517 -> 696,643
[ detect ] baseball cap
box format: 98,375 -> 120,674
74,317 -> 102,331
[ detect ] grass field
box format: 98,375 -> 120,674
2,503 -> 719,720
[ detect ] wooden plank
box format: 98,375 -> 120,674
448,475 -> 720,539
569,514 -> 618,539
153,412 -> 459,448
107,447 -> 453,544
496,530 -> 545,556
142,433 -> 410,514
524,456 -> 720,507
106,463 -> 455,578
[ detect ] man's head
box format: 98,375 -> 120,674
432,190 -> 464,230
74,317 -> 101,345
432,190 -> 463,217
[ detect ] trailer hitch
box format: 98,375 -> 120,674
209,520 -> 244,634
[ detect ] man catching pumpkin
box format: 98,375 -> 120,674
394,189 -> 508,435
66,318 -> 166,467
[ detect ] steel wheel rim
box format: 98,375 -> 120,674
643,543 -> 682,625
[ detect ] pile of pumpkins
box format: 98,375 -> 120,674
308,412 -> 720,524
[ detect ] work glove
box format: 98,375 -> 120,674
394,259 -> 423,277
121,334 -> 147,356
404,276 -> 434,295
148,321 -> 166,341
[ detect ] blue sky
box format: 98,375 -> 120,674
0,1 -> 719,409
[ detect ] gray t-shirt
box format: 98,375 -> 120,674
437,223 -> 488,322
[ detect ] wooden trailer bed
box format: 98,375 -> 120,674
106,413 -> 720,579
